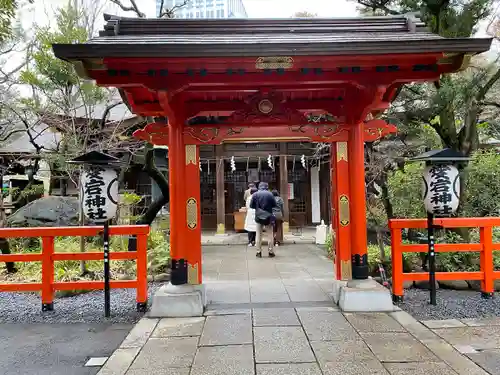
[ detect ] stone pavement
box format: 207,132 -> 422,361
97,245 -> 496,375
201,228 -> 316,246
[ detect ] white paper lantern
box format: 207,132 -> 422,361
422,164 -> 460,216
81,166 -> 119,222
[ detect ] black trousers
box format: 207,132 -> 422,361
247,231 -> 256,244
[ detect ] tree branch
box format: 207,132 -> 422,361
109,0 -> 146,18
357,0 -> 400,15
100,102 -> 123,130
160,0 -> 190,18
476,66 -> 500,102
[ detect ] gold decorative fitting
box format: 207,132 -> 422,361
258,99 -> 274,114
188,263 -> 200,285
186,198 -> 198,229
255,56 -> 294,70
336,142 -> 348,162
339,195 -> 350,226
340,260 -> 352,280
185,145 -> 197,165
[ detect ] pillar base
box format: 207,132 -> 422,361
148,283 -> 205,318
335,278 -> 394,312
216,223 -> 226,236
283,221 -> 289,234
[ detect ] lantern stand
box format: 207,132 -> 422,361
409,148 -> 470,306
68,151 -> 121,317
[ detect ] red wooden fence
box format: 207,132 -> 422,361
0,225 -> 150,311
389,218 -> 500,301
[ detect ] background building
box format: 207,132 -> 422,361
157,0 -> 247,19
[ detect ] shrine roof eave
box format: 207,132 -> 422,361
52,38 -> 492,60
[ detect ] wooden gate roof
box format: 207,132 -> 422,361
53,13 -> 491,60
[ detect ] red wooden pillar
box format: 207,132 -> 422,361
347,123 -> 369,279
168,119 -> 188,284
182,145 -> 202,285
331,142 -> 352,280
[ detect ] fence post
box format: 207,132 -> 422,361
136,232 -> 148,312
480,226 -> 494,298
41,236 -> 55,311
391,225 -> 404,302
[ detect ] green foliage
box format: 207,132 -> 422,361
388,162 -> 425,219
325,232 -> 333,258
147,231 -> 170,274
463,150 -> 500,217
0,0 -> 32,44
20,4 -> 106,113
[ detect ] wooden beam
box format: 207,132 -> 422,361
215,145 -> 225,235
279,143 -> 289,233
133,119 -> 397,145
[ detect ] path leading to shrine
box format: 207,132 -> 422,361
95,244 -> 496,375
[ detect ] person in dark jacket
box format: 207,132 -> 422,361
272,190 -> 284,246
250,181 -> 277,257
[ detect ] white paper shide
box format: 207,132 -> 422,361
81,167 -> 118,222
422,164 -> 460,216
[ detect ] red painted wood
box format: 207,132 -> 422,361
102,53 -> 443,72
133,119 -> 396,145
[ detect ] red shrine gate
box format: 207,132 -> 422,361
53,15 -> 490,286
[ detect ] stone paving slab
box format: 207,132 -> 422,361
254,326 -> 316,363
421,319 -> 466,329
191,345 -> 254,375
297,309 -> 359,341
433,326 -> 500,350
383,362 -> 457,375
466,349 -> 500,374
128,337 -> 198,370
321,360 -> 390,375
252,308 -> 301,326
344,312 -> 405,332
256,363 -> 322,375
460,317 -> 500,327
199,314 -> 253,346
151,317 -> 205,338
311,338 -> 377,364
126,369 -> 190,375
361,332 -> 439,362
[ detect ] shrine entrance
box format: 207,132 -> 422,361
53,14 -> 490,302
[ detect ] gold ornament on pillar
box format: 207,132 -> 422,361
186,197 -> 198,229
188,263 -> 200,285
340,260 -> 352,280
339,195 -> 350,226
185,145 -> 197,165
336,142 -> 348,162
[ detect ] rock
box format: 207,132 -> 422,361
147,275 -> 154,282
403,280 -> 414,289
55,289 -> 92,298
7,196 -> 80,227
153,273 -> 170,282
438,279 -> 470,290
467,280 -> 500,292
386,278 -> 414,289
117,274 -> 134,281
414,279 -> 439,290
467,280 -> 481,291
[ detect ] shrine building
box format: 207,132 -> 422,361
53,14 -> 491,312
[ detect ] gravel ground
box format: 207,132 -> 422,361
0,282 -> 162,324
398,288 -> 500,321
